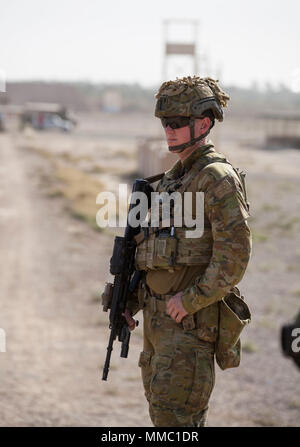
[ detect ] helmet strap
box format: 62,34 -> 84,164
189,116 -> 195,140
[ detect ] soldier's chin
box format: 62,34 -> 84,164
168,140 -> 189,152
168,140 -> 180,149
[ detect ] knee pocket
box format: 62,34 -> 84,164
149,350 -> 215,411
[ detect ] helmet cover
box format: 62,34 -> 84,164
155,75 -> 230,122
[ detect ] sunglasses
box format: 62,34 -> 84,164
161,116 -> 190,129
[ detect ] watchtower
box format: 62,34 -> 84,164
162,19 -> 199,80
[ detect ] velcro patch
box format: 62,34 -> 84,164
214,177 -> 234,199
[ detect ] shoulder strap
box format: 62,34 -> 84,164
176,154 -> 230,194
144,172 -> 165,184
144,145 -> 219,187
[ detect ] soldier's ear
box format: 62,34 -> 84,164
195,117 -> 211,135
200,117 -> 211,130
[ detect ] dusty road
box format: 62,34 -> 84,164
0,120 -> 299,426
0,132 -> 148,426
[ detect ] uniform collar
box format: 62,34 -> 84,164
165,141 -> 215,179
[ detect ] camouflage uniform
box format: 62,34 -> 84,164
127,77 -> 252,427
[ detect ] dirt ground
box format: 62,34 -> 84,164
0,113 -> 299,426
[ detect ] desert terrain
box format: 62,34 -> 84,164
0,112 -> 299,426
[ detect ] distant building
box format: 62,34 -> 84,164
260,112 -> 300,149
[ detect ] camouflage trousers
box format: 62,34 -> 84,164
138,295 -> 215,427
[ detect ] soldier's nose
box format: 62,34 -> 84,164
166,125 -> 175,132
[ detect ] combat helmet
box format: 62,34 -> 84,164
155,75 -> 230,152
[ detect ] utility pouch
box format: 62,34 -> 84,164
216,288 -> 251,370
134,229 -> 148,271
102,282 -> 114,312
135,227 -> 179,272
153,227 -> 178,272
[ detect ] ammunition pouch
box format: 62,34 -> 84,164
216,288 -> 251,370
102,282 -> 114,312
134,227 -> 212,271
154,229 -> 178,272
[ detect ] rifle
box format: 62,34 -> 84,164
101,178 -> 155,381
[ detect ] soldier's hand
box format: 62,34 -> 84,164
166,292 -> 188,324
122,308 -> 137,331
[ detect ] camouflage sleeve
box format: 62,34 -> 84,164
181,173 -> 252,314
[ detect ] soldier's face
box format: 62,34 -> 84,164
164,117 -> 211,150
164,122 -> 191,148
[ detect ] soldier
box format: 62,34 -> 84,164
124,76 -> 252,427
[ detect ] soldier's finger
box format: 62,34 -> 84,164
129,321 -> 136,331
175,314 -> 182,323
166,303 -> 174,314
129,318 -> 136,328
122,311 -> 134,327
171,310 -> 179,321
168,310 -> 175,319
166,299 -> 174,311
168,306 -> 176,317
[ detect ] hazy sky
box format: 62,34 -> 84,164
1,0 -> 300,89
